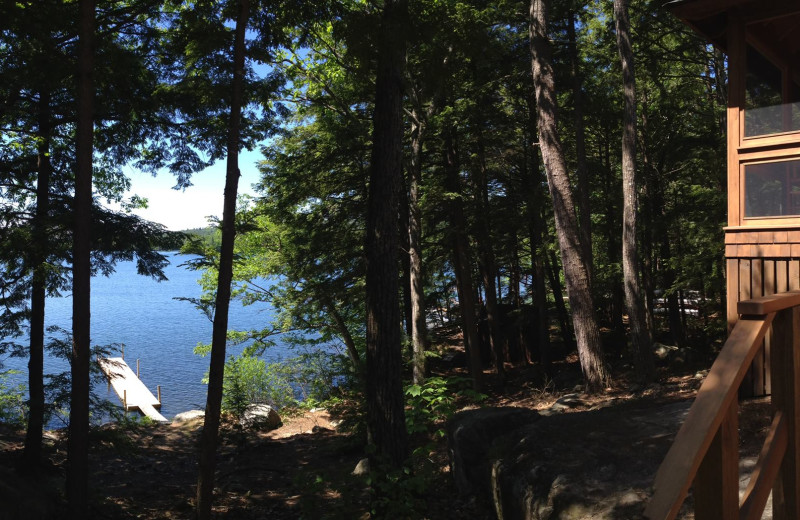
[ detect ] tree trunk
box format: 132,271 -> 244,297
508,235 -> 524,365
568,6 -> 592,279
67,1 -> 94,517
546,250 -> 573,349
23,88 -> 51,471
364,0 -> 408,468
195,2 -> 249,518
408,107 -> 428,385
473,127 -> 505,379
529,0 -> 609,392
445,125 -> 484,391
613,0 -> 655,382
526,95 -> 551,369
325,300 -> 362,374
602,136 -> 625,338
639,88 -> 657,334
399,177 -> 413,339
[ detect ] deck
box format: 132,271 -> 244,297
98,357 -> 168,423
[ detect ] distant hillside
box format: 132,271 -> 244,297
180,226 -> 221,248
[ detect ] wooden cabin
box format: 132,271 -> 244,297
668,0 -> 800,396
645,2 -> 800,519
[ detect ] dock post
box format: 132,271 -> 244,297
123,389 -> 127,410
137,359 -> 140,378
121,345 -> 124,360
157,385 -> 161,404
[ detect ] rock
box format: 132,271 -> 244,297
652,342 -> 676,360
172,410 -> 205,423
451,400 -> 694,520
352,457 -> 370,476
627,383 -> 643,393
0,466 -> 61,519
548,394 -> 584,412
448,407 -> 540,497
240,404 -> 282,430
442,351 -> 467,367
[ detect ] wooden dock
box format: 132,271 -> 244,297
98,357 -> 168,423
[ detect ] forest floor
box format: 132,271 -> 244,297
0,328 -> 774,519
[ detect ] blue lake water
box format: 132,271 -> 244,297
2,252 -> 294,422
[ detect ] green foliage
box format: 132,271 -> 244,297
355,377 -> 487,518
221,353 -> 296,418
404,376 -> 485,438
0,370 -> 26,427
180,227 -> 221,250
211,349 -> 349,419
366,463 -> 427,519
41,328 -> 122,428
280,350 -> 349,408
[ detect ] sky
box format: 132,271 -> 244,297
120,148 -> 265,231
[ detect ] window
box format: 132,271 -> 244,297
744,159 -> 800,217
744,45 -> 800,138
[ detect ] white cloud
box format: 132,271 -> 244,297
119,149 -> 262,231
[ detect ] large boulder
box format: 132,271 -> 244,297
0,465 -> 62,519
240,404 -> 282,430
172,410 -> 205,423
449,400 -> 694,520
488,401 -> 691,520
448,407 -> 541,497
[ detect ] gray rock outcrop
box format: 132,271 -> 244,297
172,410 -> 205,423
449,401 -> 693,520
448,407 -> 541,497
240,404 -> 282,430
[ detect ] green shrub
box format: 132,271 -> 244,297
0,370 -> 27,427
280,350 -> 348,407
221,354 -> 296,418
404,376 -> 485,438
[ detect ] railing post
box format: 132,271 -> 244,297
694,400 -> 739,520
771,307 -> 800,520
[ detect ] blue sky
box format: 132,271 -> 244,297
122,148 -> 264,230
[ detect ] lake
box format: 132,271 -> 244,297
2,252 -> 293,422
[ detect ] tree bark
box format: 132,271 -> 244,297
545,250 -> 574,349
399,178 -> 413,339
195,1 -> 249,518
67,1 -> 94,516
324,299 -> 362,374
529,0 -> 609,392
602,138 -> 625,338
568,6 -> 592,279
445,125 -> 484,391
473,125 -> 506,379
525,95 -> 551,369
408,108 -> 428,385
23,88 -> 51,471
613,0 -> 655,382
364,0 -> 408,468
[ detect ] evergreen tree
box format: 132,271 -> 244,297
614,0 -> 655,381
67,0 -> 95,515
529,0 -> 609,392
194,0 -> 250,517
364,0 -> 409,468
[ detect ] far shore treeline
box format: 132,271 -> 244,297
181,227 -> 221,249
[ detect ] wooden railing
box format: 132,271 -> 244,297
645,290 -> 800,520
645,291 -> 800,520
